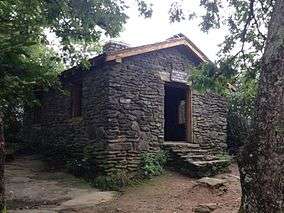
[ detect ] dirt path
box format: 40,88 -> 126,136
6,155 -> 116,212
6,155 -> 241,213
83,164 -> 241,213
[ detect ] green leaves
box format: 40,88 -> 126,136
167,0 -> 270,78
0,0 -> 139,112
199,0 -> 221,31
190,62 -> 237,96
137,0 -> 153,18
141,151 -> 168,178
0,44 -> 63,111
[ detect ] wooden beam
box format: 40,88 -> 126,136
106,38 -> 209,62
186,86 -> 193,143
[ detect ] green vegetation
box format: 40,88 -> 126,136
1,0 -> 153,147
190,62 -> 238,96
141,150 -> 168,178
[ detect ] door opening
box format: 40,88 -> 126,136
164,83 -> 188,142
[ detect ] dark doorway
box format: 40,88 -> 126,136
164,83 -> 187,141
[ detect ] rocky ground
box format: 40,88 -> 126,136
6,155 -> 241,213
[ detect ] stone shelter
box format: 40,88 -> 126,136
24,34 -> 229,177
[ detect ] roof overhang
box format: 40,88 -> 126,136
105,36 -> 210,63
61,35 -> 210,79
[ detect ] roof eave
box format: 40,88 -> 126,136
105,37 -> 210,63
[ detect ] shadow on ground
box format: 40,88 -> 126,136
6,155 -> 241,213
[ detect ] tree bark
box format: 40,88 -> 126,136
0,112 -> 5,211
238,0 -> 284,212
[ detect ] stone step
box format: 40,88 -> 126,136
190,159 -> 230,167
162,142 -> 230,177
185,154 -> 206,161
172,148 -> 214,155
163,142 -> 200,148
188,149 -> 209,153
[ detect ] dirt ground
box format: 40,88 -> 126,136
6,155 -> 241,213
6,155 -> 103,212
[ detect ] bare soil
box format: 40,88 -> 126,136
84,164 -> 241,213
6,155 -> 98,212
6,155 -> 241,213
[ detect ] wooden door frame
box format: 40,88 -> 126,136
186,86 -> 193,143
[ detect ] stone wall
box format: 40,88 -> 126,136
192,91 -> 228,151
23,45 -> 227,176
102,46 -> 201,173
23,65 -> 111,175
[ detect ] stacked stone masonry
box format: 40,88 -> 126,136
192,92 -> 228,151
24,44 -> 228,176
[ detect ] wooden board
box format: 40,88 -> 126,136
186,87 -> 193,143
106,38 -> 209,62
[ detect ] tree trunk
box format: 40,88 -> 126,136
238,0 -> 284,212
0,112 -> 5,211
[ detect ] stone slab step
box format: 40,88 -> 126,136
186,154 -> 207,160
162,141 -> 230,177
188,149 -> 209,153
190,159 -> 230,167
163,142 -> 200,148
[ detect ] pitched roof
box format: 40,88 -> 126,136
62,34 -> 209,79
105,35 -> 210,63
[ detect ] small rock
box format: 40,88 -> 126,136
193,203 -> 218,213
197,177 -> 227,188
193,205 -> 211,213
204,203 -> 218,210
10,210 -> 56,213
59,191 -> 117,209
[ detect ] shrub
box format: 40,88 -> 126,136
91,171 -> 131,190
227,111 -> 250,155
140,150 -> 168,178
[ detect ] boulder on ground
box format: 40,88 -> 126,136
193,203 -> 218,213
58,191 -> 117,210
197,177 -> 227,188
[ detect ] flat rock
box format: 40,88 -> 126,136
10,210 -> 56,213
197,177 -> 226,188
193,203 -> 218,213
59,191 -> 117,209
8,176 -> 32,183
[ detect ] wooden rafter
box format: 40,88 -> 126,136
105,37 -> 209,63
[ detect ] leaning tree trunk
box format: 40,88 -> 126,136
0,112 -> 5,211
238,0 -> 284,212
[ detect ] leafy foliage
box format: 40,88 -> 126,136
168,0 -> 272,73
190,62 -> 237,96
0,0 -> 132,113
0,0 -> 153,147
140,150 -> 168,178
227,74 -> 258,153
229,74 -> 258,118
1,44 -> 64,149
